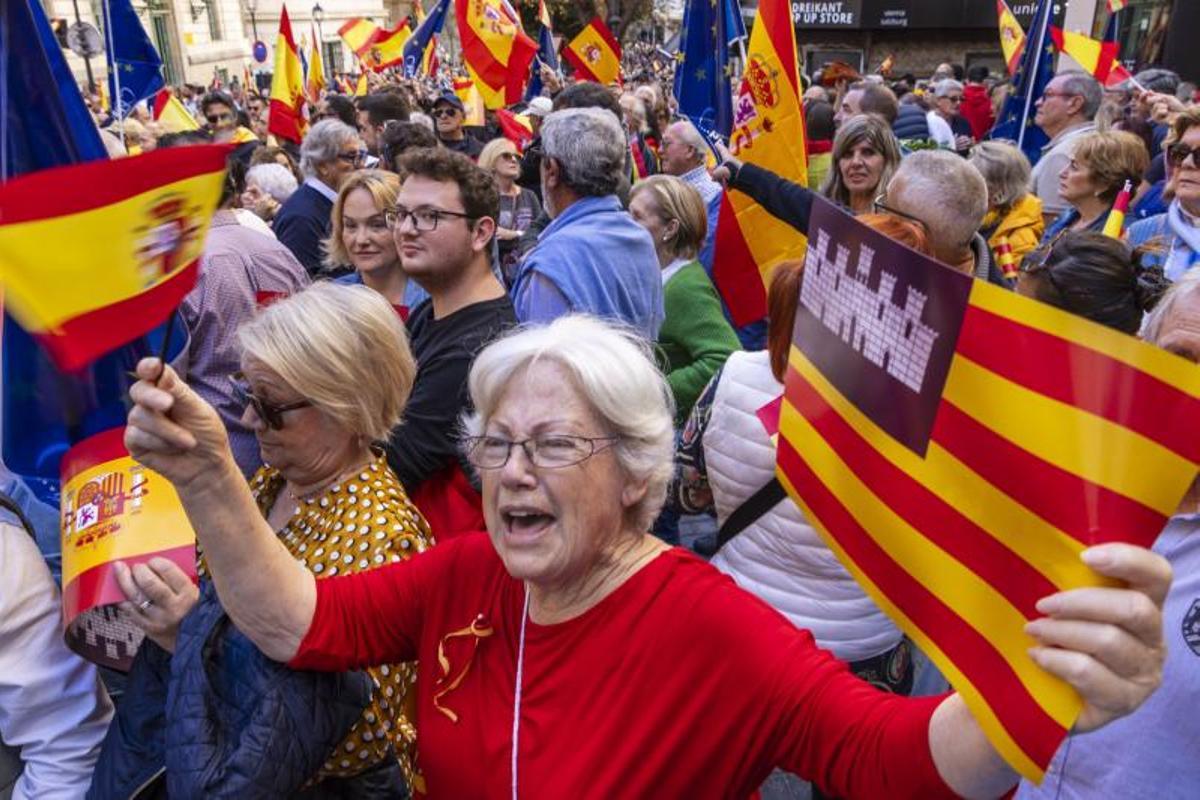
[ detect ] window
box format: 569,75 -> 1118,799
205,0 -> 222,41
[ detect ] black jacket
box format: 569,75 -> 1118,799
893,103 -> 932,142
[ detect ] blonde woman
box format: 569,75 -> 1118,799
328,168 -> 428,317
478,138 -> 542,284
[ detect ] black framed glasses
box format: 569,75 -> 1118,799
336,149 -> 368,166
432,107 -> 460,119
206,112 -> 234,125
230,373 -> 311,430
1167,142 -> 1200,168
464,434 -> 619,469
873,196 -> 932,239
385,206 -> 475,231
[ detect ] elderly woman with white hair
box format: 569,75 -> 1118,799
95,283 -> 431,797
122,313 -> 1169,798
969,141 -> 1045,269
273,119 -> 366,275
240,162 -> 299,224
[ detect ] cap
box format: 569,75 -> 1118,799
525,96 -> 553,117
433,90 -> 465,111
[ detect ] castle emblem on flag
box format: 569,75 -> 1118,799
800,229 -> 939,394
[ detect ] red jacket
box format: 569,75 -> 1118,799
960,83 -> 995,140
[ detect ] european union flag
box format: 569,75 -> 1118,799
725,0 -> 747,47
673,0 -> 733,138
403,0 -> 449,78
104,0 -> 165,117
990,0 -> 1054,165
525,0 -> 560,100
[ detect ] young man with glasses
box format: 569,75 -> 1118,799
384,147 -> 515,536
1030,71 -> 1102,224
431,91 -> 484,160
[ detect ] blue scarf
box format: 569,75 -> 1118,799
1165,200 -> 1200,280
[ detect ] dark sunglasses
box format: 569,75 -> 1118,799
206,113 -> 234,124
1167,142 -> 1200,168
230,373 -> 311,430
432,107 -> 460,118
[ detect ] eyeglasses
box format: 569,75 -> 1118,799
873,196 -> 932,239
1167,142 -> 1200,168
433,107 -> 460,119
498,151 -> 521,162
206,112 -> 234,125
943,95 -> 963,103
464,434 -> 620,470
336,149 -> 368,165
230,373 -> 311,430
1040,90 -> 1079,101
385,205 -> 475,231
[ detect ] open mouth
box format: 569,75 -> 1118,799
502,508 -> 555,539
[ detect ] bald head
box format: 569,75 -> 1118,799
885,150 -> 988,270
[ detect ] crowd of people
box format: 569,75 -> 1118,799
3,50 -> 1200,800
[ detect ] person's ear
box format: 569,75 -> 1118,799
542,157 -> 562,191
472,215 -> 497,253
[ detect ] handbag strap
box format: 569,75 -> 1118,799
0,493 -> 36,542
717,477 -> 787,549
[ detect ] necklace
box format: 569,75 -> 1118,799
283,456 -> 374,505
511,585 -> 531,800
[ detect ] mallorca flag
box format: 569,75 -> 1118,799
777,199 -> 1200,782
713,0 -> 807,325
996,0 -> 1026,76
496,108 -> 534,151
151,88 -> 200,132
0,145 -> 228,372
365,21 -> 411,72
268,5 -> 306,143
306,25 -> 326,103
1050,27 -> 1132,88
562,16 -> 621,86
457,0 -> 538,109
338,17 -> 381,58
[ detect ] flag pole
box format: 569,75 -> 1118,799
100,0 -> 124,135
1017,0 -> 1050,152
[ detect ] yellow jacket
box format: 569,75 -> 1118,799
984,193 -> 1044,264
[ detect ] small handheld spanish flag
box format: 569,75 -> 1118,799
1102,179 -> 1133,239
0,145 -> 228,371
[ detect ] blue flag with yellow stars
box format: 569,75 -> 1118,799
105,0 -> 165,117
990,0 -> 1054,165
673,0 -> 733,138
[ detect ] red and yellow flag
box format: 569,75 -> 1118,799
306,24 -> 326,103
453,77 -> 487,126
495,107 -> 534,151
1103,180 -> 1134,239
777,199 -> 1200,782
456,0 -> 538,109
561,16 -> 621,86
996,0 -> 1026,76
0,145 -> 227,372
1050,27 -> 1132,88
268,4 -> 306,143
338,17 -> 381,58
713,0 -> 808,325
151,88 -> 199,133
365,21 -> 411,72
59,427 -> 197,670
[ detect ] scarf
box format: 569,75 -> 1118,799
1165,199 -> 1200,280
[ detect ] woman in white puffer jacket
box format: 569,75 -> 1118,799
673,216 -> 935,692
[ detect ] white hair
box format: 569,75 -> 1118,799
1142,269 -> 1200,344
409,111 -> 435,132
245,163 -> 298,204
888,150 -> 988,256
670,119 -> 708,161
541,107 -> 627,197
934,78 -> 964,98
463,316 -> 675,533
299,119 -> 358,178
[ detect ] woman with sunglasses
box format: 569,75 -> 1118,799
478,138 -> 542,285
98,284 -> 432,798
328,169 -> 428,317
1128,108 -> 1200,280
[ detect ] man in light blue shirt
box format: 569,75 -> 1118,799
511,107 -> 663,340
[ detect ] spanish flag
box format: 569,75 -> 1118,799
561,16 -> 621,86
1103,180 -> 1133,239
456,0 -> 538,109
996,0 -> 1026,76
268,5 -> 306,143
713,0 -> 808,325
365,21 -> 411,72
1050,27 -> 1131,87
495,108 -> 534,151
777,199 -> 1200,782
306,24 -> 326,102
338,17 -> 381,58
151,88 -> 199,132
0,145 -> 227,372
453,77 -> 487,127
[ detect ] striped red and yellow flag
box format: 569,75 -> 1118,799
59,427 -> 196,670
268,4 -> 306,143
456,0 -> 538,109
305,24 -> 326,102
1050,27 -> 1131,88
561,16 -> 621,86
151,88 -> 199,133
453,77 -> 487,126
714,0 -> 808,325
777,199 -> 1200,782
338,17 -> 382,58
365,21 -> 411,72
996,0 -> 1026,76
0,145 -> 227,372
495,108 -> 534,151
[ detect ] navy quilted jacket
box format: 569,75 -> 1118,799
88,582 -> 372,799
